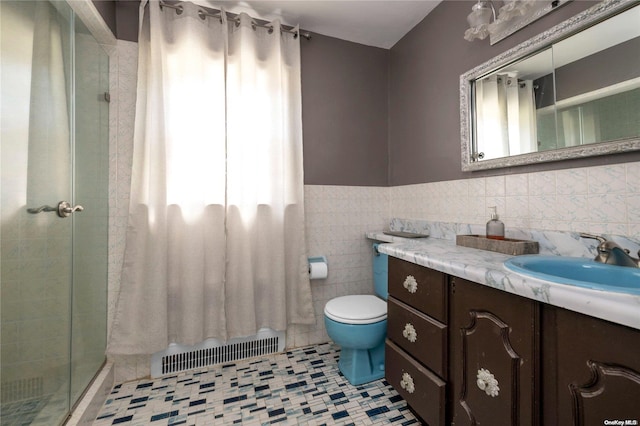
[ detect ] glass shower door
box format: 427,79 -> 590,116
1,1 -> 109,424
1,1 -> 75,424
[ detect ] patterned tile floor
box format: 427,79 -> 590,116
93,343 -> 421,425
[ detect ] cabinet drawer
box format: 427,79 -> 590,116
387,297 -> 447,379
386,339 -> 446,426
388,257 -> 448,323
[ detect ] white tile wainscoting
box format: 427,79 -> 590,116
389,165 -> 640,236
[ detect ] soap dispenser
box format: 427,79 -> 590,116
486,206 -> 505,240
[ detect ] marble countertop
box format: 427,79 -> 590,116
368,231 -> 640,330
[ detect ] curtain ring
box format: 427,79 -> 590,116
267,26 -> 274,34
197,10 -> 206,20
159,3 -> 183,15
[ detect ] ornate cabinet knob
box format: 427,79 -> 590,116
403,323 -> 417,343
476,368 -> 500,397
403,275 -> 418,293
400,372 -> 415,394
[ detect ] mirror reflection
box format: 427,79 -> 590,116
468,2 -> 640,167
475,48 -> 553,160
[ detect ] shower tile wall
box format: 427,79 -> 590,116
107,40 -> 136,336
108,40 -> 640,383
107,40 -> 143,383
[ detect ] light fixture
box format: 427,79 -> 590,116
464,1 -> 496,41
464,0 -> 563,43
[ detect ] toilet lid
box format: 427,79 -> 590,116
324,295 -> 387,325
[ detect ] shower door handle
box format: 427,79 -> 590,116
57,201 -> 84,217
27,201 -> 84,218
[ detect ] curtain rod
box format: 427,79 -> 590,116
159,2 -> 312,40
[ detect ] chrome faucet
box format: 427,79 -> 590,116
580,233 -> 640,268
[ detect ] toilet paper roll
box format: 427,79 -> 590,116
309,262 -> 328,279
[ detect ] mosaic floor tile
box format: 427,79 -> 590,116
93,343 -> 421,425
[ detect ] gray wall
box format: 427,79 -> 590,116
92,0 -> 116,36
388,0 -> 640,185
115,0 -> 140,42
301,34 -> 389,186
92,0 -> 139,42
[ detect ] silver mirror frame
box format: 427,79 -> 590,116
460,0 -> 640,172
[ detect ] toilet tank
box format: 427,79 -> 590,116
372,243 -> 389,300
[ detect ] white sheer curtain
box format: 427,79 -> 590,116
476,74 -> 536,159
108,0 -> 314,356
506,77 -> 536,155
476,75 -> 509,160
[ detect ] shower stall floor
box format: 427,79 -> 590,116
1,397 -> 50,426
93,342 -> 419,425
1,392 -> 69,426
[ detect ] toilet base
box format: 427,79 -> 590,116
338,341 -> 385,386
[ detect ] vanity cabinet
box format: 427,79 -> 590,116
542,306 -> 640,425
450,277 -> 539,426
385,256 -> 640,425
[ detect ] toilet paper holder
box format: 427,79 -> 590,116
308,256 -> 327,265
308,256 -> 328,279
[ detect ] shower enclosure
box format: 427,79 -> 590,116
1,1 -> 109,424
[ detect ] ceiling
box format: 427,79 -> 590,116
201,1 -> 443,49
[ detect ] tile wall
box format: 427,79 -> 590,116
108,40 -> 640,383
289,185 -> 389,348
389,164 -> 640,237
107,40 -> 144,382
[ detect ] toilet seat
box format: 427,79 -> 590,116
324,295 -> 387,325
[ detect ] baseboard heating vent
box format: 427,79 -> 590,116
151,328 -> 285,378
1,377 -> 44,403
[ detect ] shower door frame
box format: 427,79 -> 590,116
63,0 -> 117,421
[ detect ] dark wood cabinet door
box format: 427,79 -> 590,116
543,306 -> 640,426
450,278 -> 539,426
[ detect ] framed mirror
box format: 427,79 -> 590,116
460,0 -> 640,171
